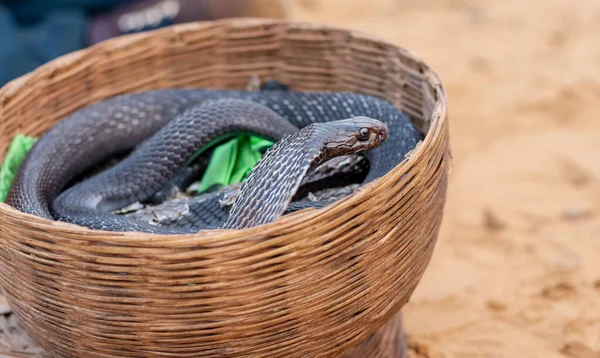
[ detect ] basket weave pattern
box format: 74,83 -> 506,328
0,19 -> 449,358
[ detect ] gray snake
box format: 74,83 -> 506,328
6,87 -> 422,233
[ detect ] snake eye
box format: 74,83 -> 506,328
358,127 -> 370,141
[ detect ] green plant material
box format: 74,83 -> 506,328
197,135 -> 273,193
0,135 -> 37,202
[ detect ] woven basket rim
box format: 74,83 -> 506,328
0,18 -> 448,242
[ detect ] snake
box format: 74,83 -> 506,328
5,87 -> 422,233
121,155 -> 368,230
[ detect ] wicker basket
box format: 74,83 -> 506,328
0,18 -> 449,358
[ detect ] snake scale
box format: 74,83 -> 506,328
6,86 -> 422,233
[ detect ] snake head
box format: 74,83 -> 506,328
321,116 -> 388,158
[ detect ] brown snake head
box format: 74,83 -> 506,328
321,116 -> 388,159
224,116 -> 389,229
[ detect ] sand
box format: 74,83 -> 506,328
1,1 -> 599,357
288,0 -> 600,357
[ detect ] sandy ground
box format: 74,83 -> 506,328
288,0 -> 600,357
1,1 -> 599,357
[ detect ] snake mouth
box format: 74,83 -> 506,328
376,128 -> 388,143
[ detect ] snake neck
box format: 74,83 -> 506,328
223,126 -> 322,229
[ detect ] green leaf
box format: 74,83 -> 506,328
196,137 -> 239,193
197,135 -> 273,194
0,135 -> 37,202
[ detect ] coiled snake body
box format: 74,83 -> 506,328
6,88 -> 421,233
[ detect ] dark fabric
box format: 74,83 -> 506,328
88,0 -> 215,45
1,0 -> 126,23
0,0 -> 251,86
0,0 -> 127,86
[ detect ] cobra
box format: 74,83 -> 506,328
6,88 -> 421,233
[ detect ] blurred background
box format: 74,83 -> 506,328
1,0 -> 599,357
